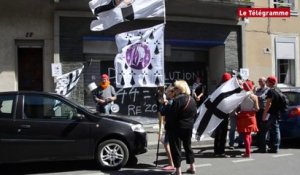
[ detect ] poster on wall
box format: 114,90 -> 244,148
99,61 -> 206,118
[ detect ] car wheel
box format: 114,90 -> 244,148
96,139 -> 129,170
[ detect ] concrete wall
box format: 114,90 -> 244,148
208,46 -> 225,92
0,0 -> 54,92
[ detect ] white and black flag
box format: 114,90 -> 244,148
193,77 -> 249,140
89,0 -> 165,31
55,66 -> 84,97
114,23 -> 165,88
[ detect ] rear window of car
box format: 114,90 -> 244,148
283,92 -> 300,106
0,95 -> 15,118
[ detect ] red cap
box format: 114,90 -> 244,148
222,72 -> 232,82
267,75 -> 277,85
101,74 -> 109,80
243,80 -> 254,91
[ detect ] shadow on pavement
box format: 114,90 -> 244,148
105,163 -> 172,175
0,160 -> 99,175
281,139 -> 300,148
0,161 -> 171,175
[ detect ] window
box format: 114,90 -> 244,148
275,37 -> 297,85
283,92 -> 300,106
0,95 -> 15,118
272,0 -> 298,16
24,95 -> 77,120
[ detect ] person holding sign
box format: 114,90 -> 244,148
94,74 -> 117,114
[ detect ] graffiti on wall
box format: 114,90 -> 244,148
100,61 -> 206,117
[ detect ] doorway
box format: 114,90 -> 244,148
18,47 -> 43,91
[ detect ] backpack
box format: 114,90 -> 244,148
274,88 -> 289,113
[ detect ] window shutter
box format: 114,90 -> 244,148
275,37 -> 296,60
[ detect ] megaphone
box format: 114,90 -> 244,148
86,82 -> 98,94
111,103 -> 120,113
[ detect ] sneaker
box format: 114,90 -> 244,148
162,165 -> 176,171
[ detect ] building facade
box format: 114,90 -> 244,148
244,0 -> 300,86
0,0 -> 252,117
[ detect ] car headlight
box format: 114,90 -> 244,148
131,124 -> 146,133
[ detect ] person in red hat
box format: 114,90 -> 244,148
221,72 -> 232,83
213,72 -> 232,157
236,80 -> 259,158
254,75 -> 281,153
94,74 -> 117,114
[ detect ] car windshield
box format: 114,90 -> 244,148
65,97 -> 97,114
283,91 -> 300,106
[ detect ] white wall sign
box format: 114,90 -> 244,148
240,68 -> 249,80
51,63 -> 62,77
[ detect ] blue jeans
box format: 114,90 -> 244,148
97,103 -> 112,114
229,115 -> 243,147
259,115 -> 281,151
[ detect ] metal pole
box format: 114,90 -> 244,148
155,86 -> 164,167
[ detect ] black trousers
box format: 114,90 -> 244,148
168,128 -> 195,168
256,109 -> 264,147
214,117 -> 228,155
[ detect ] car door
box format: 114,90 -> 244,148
13,93 -> 91,161
0,94 -> 18,163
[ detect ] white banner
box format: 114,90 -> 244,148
90,0 -> 165,31
193,77 -> 249,140
114,23 -> 165,88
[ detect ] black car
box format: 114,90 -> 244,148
0,91 -> 147,170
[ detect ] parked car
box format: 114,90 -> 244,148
279,87 -> 300,139
0,91 -> 147,170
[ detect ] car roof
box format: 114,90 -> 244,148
279,87 -> 300,93
0,91 -> 62,97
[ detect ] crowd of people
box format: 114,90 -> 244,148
156,73 -> 283,175
93,72 -> 283,175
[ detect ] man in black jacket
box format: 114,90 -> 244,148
255,75 -> 281,153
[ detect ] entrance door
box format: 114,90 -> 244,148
18,47 -> 43,91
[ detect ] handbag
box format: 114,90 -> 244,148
182,96 -> 191,112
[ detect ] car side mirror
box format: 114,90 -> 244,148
74,113 -> 85,120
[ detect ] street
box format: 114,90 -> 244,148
1,140 -> 300,175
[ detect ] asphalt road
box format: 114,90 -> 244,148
1,140 -> 300,175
